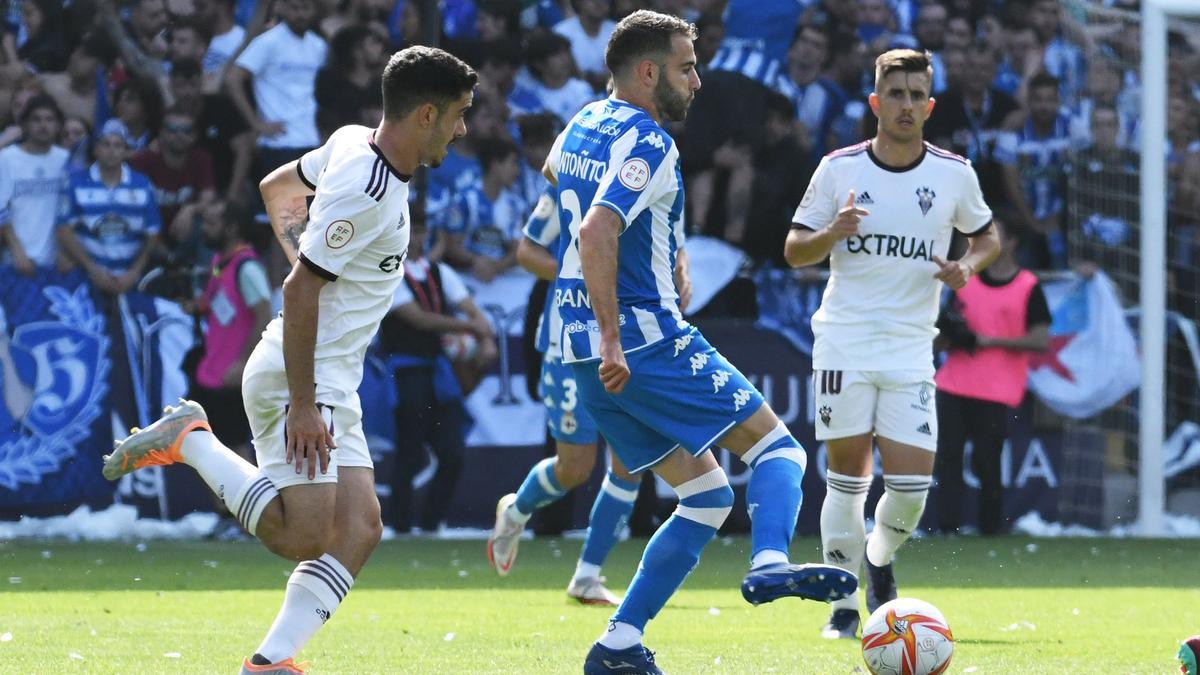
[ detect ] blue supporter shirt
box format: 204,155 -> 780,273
994,113 -> 1086,221
426,147 -> 482,230
445,183 -> 527,260
57,163 -> 160,275
547,97 -> 687,364
709,0 -> 807,87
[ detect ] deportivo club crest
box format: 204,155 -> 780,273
819,405 -> 832,426
0,284 -> 110,490
916,186 -> 935,216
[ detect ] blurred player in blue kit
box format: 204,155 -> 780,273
538,10 -> 857,673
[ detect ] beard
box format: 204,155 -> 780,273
654,76 -> 692,122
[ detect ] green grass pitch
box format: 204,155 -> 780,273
1,534 -> 1196,673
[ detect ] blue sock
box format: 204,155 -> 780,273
743,424 -> 808,565
514,457 -> 566,516
579,472 -> 639,569
611,469 -> 732,632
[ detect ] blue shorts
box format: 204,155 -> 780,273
541,354 -> 599,445
570,327 -> 765,473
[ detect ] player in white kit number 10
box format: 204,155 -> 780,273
784,49 -> 1000,640
102,47 -> 478,672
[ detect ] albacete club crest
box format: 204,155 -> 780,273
916,186 -> 936,216
819,405 -> 832,426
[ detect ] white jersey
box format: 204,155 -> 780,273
792,141 -> 992,374
257,124 -> 411,392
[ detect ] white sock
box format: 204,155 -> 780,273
255,554 -> 355,663
180,431 -> 279,536
866,475 -> 931,567
749,549 -> 789,570
507,503 -> 532,525
573,560 -> 601,582
180,430 -> 254,501
822,471 -> 871,612
598,620 -> 642,650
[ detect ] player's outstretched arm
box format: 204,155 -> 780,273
579,205 -> 629,394
260,160 -> 316,265
784,190 -> 868,267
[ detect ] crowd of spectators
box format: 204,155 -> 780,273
0,0 -> 1196,530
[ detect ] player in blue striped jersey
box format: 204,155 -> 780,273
486,183 -> 642,608
543,12 -> 856,674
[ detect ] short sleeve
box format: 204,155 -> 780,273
1026,281 -> 1051,328
791,156 -> 837,230
297,189 -> 382,281
438,263 -> 470,306
993,131 -> 1018,165
592,124 -> 678,231
236,259 -> 273,307
523,186 -> 560,249
544,127 -> 568,180
954,165 -> 992,235
234,32 -> 270,76
56,175 -> 79,227
297,138 -> 335,190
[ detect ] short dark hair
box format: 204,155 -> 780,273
516,112 -> 558,146
1028,72 -> 1060,95
170,16 -> 212,44
480,37 -> 524,69
170,57 -> 203,80
605,10 -> 697,77
524,32 -> 571,78
19,94 -> 62,126
218,199 -> 257,244
764,90 -> 795,120
873,48 -> 933,89
476,137 -> 519,172
382,46 -> 478,121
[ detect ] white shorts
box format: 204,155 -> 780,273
812,369 -> 938,451
242,346 -> 372,489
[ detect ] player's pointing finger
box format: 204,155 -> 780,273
845,190 -> 856,208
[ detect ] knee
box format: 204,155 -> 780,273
676,470 -> 734,529
273,534 -> 335,563
556,453 -> 595,490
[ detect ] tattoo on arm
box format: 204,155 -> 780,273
272,200 -> 309,263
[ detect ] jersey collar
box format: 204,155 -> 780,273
88,162 -> 131,185
866,143 -> 926,173
369,131 -> 412,183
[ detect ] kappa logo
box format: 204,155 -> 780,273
673,332 -> 693,357
689,352 -> 709,375
733,388 -> 753,412
712,370 -> 730,392
819,405 -> 832,426
856,191 -> 874,205
916,421 -> 932,435
640,132 -> 666,152
916,186 -> 936,216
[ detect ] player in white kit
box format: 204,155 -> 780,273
102,47 -> 477,672
784,49 -> 1000,639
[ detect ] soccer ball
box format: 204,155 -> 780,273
861,598 -> 955,675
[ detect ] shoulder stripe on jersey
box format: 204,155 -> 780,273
825,140 -> 870,159
924,142 -> 969,164
365,157 -> 387,201
365,157 -> 381,199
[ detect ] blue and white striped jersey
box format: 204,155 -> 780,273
546,97 -> 687,364
708,0 -> 807,87
522,184 -> 560,356
56,163 -> 160,275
